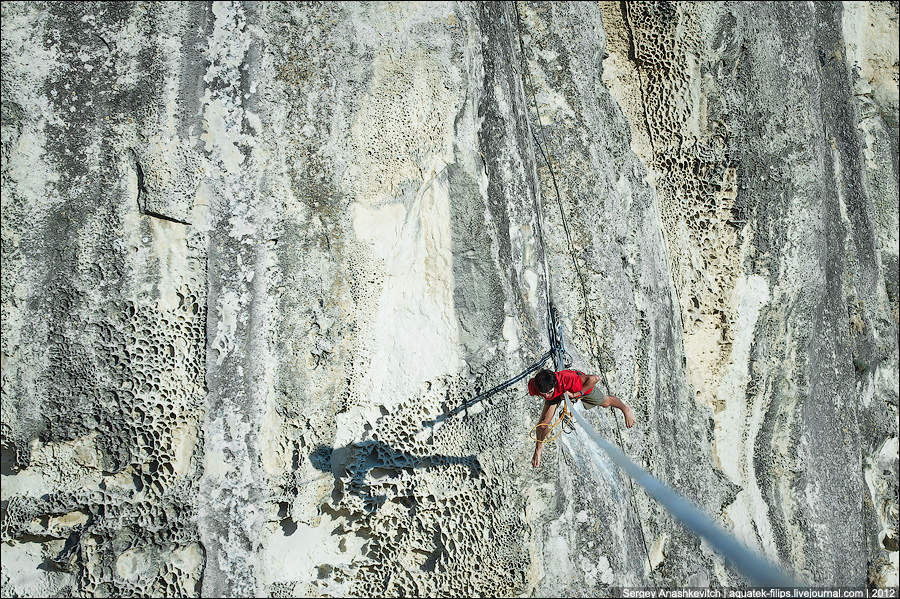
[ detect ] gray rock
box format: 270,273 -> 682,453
1,1 -> 896,596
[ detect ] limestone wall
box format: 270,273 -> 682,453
1,1 -> 897,596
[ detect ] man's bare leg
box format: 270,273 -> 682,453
601,395 -> 636,428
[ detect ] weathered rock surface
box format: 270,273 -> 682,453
1,1 -> 897,597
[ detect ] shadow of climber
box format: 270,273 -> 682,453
309,442 -> 481,513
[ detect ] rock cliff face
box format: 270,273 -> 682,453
1,2 -> 897,597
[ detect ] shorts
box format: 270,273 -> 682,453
576,383 -> 608,410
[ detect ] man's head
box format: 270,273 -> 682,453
534,369 -> 556,400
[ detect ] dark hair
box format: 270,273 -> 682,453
534,369 -> 556,394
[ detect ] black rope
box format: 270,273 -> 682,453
424,1 -> 564,429
467,350 -> 553,407
422,350 -> 553,426
512,0 -> 655,580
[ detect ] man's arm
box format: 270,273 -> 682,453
579,372 -> 600,392
532,400 -> 559,468
567,372 -> 600,402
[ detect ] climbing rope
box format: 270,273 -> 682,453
413,7 -> 802,586
422,350 -> 553,427
528,397 -> 574,444
511,0 -> 656,578
570,407 -> 799,586
511,2 -> 800,587
468,350 -> 553,408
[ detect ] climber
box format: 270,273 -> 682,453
528,368 -> 636,467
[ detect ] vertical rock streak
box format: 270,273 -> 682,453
197,2 -> 269,597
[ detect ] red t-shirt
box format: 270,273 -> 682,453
528,370 -> 587,400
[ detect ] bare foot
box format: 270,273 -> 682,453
623,406 -> 636,428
